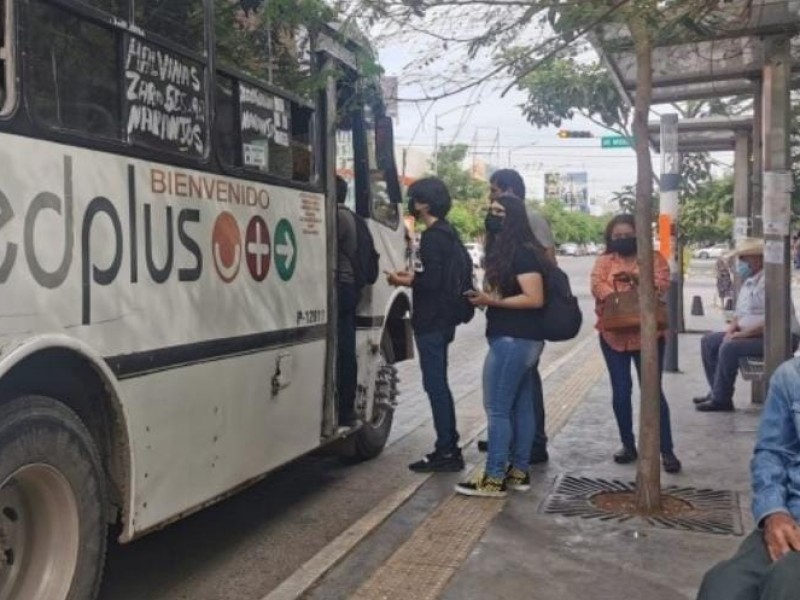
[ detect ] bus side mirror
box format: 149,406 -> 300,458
375,115 -> 402,205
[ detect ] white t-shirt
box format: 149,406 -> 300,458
735,270 -> 800,334
527,209 -> 554,250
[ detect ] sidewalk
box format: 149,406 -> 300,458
441,333 -> 759,600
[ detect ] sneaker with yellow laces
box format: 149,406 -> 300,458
505,467 -> 531,492
454,472 -> 507,498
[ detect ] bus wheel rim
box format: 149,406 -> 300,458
0,464 -> 80,600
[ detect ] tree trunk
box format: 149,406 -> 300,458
629,15 -> 662,514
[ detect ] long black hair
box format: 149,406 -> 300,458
485,194 -> 550,296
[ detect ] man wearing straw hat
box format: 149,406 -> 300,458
695,237 -> 799,412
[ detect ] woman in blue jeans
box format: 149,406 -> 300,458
591,214 -> 681,473
455,194 -> 550,498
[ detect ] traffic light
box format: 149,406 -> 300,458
557,130 -> 594,138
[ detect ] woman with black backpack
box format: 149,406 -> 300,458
454,194 -> 552,498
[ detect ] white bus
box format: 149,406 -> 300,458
0,2 -> 413,598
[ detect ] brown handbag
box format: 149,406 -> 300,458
601,280 -> 668,332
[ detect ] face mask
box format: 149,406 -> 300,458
485,213 -> 505,234
609,237 -> 637,256
736,260 -> 752,279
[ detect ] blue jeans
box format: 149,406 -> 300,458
415,327 -> 459,453
484,336 -> 545,478
599,336 -> 674,453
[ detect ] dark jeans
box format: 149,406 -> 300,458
337,283 -> 359,424
415,327 -> 459,453
701,332 -> 763,406
701,332 -> 799,406
698,530 -> 800,600
599,336 -> 674,453
531,359 -> 547,451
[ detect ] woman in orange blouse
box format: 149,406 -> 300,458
591,214 -> 681,473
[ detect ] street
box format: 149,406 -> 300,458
98,257 -> 598,600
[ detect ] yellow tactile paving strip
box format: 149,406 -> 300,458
350,348 -> 606,600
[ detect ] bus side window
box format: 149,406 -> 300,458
215,73 -> 240,169
135,0 -> 205,51
364,107 -> 400,229
83,0 -> 126,18
291,104 -> 314,183
0,0 -> 12,116
26,0 -> 120,139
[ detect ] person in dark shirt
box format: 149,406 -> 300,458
336,176 -> 359,427
455,194 -> 549,497
476,169 -> 554,465
386,177 -> 464,473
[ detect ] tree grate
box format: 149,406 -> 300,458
540,474 -> 744,536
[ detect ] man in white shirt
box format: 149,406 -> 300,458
696,238 -> 800,412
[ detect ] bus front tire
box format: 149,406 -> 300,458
0,396 -> 107,600
351,339 -> 396,462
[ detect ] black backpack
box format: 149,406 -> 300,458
439,225 -> 475,326
539,265 -> 583,341
345,209 -> 380,290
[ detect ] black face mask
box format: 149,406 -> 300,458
609,237 -> 637,256
485,213 -> 505,234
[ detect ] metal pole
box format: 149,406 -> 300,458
660,114 -> 680,372
732,131 -> 752,305
733,131 -> 751,241
752,81 -> 764,237
761,35 -> 793,386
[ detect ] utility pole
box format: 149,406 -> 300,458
659,114 -> 680,372
432,103 -> 479,176
761,35 -> 793,386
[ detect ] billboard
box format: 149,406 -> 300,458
544,171 -> 589,212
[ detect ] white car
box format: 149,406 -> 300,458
559,243 -> 579,257
464,243 -> 484,268
693,244 -> 729,260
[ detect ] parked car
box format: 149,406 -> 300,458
558,243 -> 579,257
584,242 -> 599,255
464,242 -> 484,268
693,243 -> 729,260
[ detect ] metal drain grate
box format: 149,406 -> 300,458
541,475 -> 743,536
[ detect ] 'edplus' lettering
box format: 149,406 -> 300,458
81,197 -> 124,325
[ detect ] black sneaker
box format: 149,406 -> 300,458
662,451 -> 682,474
477,440 -> 488,452
613,446 -> 638,464
505,466 -> 531,492
455,473 -> 507,498
408,450 -> 464,473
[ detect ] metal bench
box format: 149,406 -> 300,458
739,357 -> 765,404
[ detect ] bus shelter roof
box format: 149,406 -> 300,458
647,116 -> 754,152
591,0 -> 800,105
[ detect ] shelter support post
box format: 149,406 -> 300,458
761,35 -> 793,386
660,114 -> 680,372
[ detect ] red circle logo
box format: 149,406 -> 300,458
212,212 -> 241,283
245,216 -> 271,282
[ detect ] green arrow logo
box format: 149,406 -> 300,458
274,219 -> 297,281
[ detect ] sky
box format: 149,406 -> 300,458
375,36 -> 734,209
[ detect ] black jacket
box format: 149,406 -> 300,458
412,220 -> 455,334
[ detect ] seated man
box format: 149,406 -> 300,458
697,358 -> 800,600
696,238 -> 799,412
